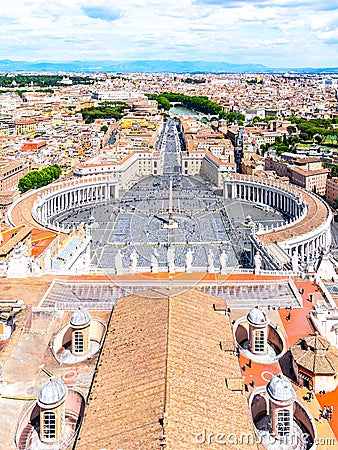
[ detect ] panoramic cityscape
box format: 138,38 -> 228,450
0,1 -> 338,450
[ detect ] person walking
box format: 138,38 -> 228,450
323,406 -> 327,419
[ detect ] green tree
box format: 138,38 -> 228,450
323,163 -> 338,178
287,116 -> 334,144
276,144 -> 289,155
80,102 -> 130,123
299,131 -> 309,142
146,92 -> 224,116
18,164 -> 62,193
262,116 -> 276,123
287,125 -> 296,135
260,143 -> 271,155
0,75 -> 93,88
156,96 -> 171,111
18,177 -> 33,193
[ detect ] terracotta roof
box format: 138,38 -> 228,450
290,333 -> 338,375
75,288 -> 256,450
75,289 -> 168,450
30,228 -> 57,257
0,225 -> 32,256
291,166 -> 329,176
294,157 -> 320,164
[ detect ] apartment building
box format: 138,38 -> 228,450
15,119 -> 37,136
91,90 -> 144,101
21,140 -> 47,153
265,154 -> 329,195
0,161 -> 29,190
181,151 -> 205,176
0,123 -> 9,136
291,166 -> 329,195
242,153 -> 265,175
74,150 -> 162,188
325,177 -> 338,206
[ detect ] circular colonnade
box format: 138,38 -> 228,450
7,173 -> 332,273
224,174 -> 332,271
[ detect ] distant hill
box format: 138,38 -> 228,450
0,59 -> 336,74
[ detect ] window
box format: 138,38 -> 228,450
276,409 -> 291,439
254,330 -> 265,353
299,372 -> 311,389
42,411 -> 56,441
74,331 -> 84,354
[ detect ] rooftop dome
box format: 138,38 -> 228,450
38,376 -> 67,408
70,306 -> 91,327
266,374 -> 296,403
247,306 -> 268,326
304,332 -> 330,352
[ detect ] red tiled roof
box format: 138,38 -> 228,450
75,288 -> 256,450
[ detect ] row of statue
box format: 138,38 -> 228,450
254,249 -> 320,274
114,247 -> 229,274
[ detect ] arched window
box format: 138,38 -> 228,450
74,331 -> 84,354
42,411 -> 56,441
277,409 -> 291,439
254,330 -> 265,353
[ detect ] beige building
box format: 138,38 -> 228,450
181,150 -> 236,187
326,177 -> 338,206
265,155 -> 329,195
291,166 -> 329,195
15,119 -> 37,135
0,161 -> 29,190
74,150 -> 162,188
0,123 -> 9,136
200,151 -> 236,187
181,151 -> 205,176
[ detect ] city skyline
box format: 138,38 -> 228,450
1,0 -> 338,68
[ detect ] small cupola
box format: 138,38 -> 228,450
70,306 -> 91,329
247,306 -> 269,355
266,374 -> 296,441
37,376 -> 67,444
70,307 -> 91,356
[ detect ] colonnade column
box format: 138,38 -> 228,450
224,182 -> 229,199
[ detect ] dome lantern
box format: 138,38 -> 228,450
70,306 -> 91,328
38,376 -> 67,409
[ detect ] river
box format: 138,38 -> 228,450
169,105 -> 202,118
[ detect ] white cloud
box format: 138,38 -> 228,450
0,0 -> 336,66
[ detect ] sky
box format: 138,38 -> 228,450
1,0 -> 338,67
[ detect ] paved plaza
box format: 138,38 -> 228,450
53,118 -> 287,271
54,175 -> 286,271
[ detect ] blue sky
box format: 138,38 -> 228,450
1,0 -> 338,67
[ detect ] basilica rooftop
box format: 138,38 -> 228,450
75,288 -> 257,450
